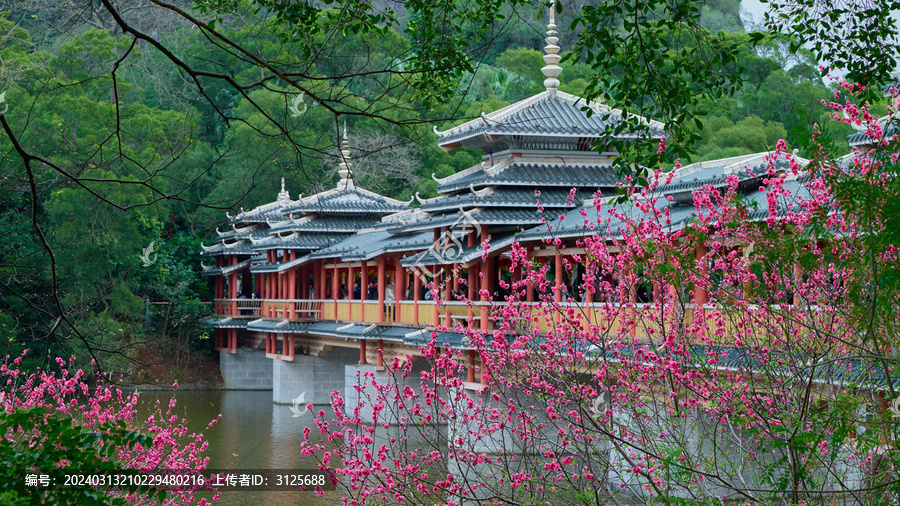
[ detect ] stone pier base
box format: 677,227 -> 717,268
219,349 -> 272,390
272,347 -> 358,405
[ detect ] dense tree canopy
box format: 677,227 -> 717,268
0,0 -> 884,371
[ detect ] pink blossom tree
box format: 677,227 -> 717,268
0,353 -> 219,505
302,91 -> 900,505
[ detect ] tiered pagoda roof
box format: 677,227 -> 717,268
202,132 -> 414,276
383,7 -> 667,243
199,180 -> 297,271
435,90 -> 665,152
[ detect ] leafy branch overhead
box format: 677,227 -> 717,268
569,0 -> 759,179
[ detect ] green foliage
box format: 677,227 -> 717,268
570,1 -> 750,180
494,48 -> 545,100
0,407 -> 162,505
695,115 -> 787,159
764,0 -> 900,90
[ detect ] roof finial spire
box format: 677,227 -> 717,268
337,124 -> 354,190
541,2 -> 562,93
277,176 -> 291,203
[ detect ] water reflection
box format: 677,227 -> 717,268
136,390 -> 334,505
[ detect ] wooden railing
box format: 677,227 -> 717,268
210,296 -> 733,341
213,298 -> 262,317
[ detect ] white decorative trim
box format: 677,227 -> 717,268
468,185 -> 492,198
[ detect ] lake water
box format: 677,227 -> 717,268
137,390 -> 335,505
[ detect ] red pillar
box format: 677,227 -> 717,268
526,245 -> 535,302
361,260 -> 369,301
393,255 -> 402,322
332,261 -> 339,319
228,254 -> 238,315
376,339 -> 384,370
433,268 -> 441,327
695,244 -> 709,306
348,265 -> 355,320
300,264 -> 309,301
361,260 -> 369,320
694,243 -> 709,336
400,262 -> 409,301
359,339 -> 367,365
555,250 -> 563,304
377,255 -> 386,322
269,272 -> 276,317
316,259 -> 325,299
413,269 -> 421,322
467,265 -> 476,327
288,333 -> 295,359
480,258 -> 489,332
288,251 -> 296,319
467,350 -> 476,383
444,266 -> 452,327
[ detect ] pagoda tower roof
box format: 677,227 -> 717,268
203,128 -> 413,263
435,90 -> 665,152
435,6 -> 663,153
432,159 -> 620,193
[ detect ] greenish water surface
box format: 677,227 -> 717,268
136,390 -> 335,506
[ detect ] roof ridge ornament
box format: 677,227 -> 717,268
337,122 -> 355,191
277,177 -> 291,204
541,2 -> 562,93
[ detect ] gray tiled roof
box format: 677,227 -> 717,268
519,171 -> 815,242
880,81 -> 900,95
391,207 -> 548,233
307,229 -> 439,261
250,233 -> 349,251
247,319 -> 313,334
419,188 -> 578,212
847,122 -> 897,147
342,231 -> 435,261
403,330 -> 471,349
267,215 -> 383,234
284,187 -> 410,214
516,200 -> 700,241
199,241 -> 256,257
400,232 -> 518,267
228,202 -> 294,225
200,267 -> 222,277
436,162 -> 620,193
586,343 -> 900,389
207,317 -> 250,329
249,253 -> 312,273
436,90 -> 665,147
214,226 -> 270,242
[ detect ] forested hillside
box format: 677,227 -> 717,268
0,0 -> 860,372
